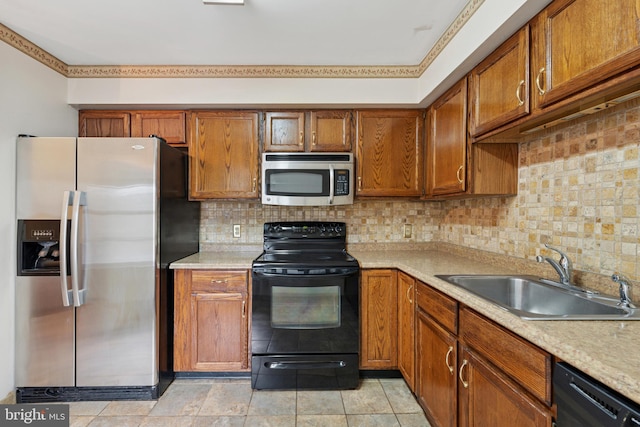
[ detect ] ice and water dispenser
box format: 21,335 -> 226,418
17,219 -> 69,276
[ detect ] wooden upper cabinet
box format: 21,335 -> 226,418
188,111 -> 259,199
263,110 -> 353,152
355,110 -> 424,197
532,0 -> 640,109
79,111 -> 131,137
426,79 -> 467,197
309,110 -> 353,151
469,25 -> 530,137
131,111 -> 186,146
264,111 -> 305,151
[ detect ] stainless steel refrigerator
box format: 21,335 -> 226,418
15,136 -> 199,402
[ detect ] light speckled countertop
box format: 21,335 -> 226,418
171,248 -> 640,405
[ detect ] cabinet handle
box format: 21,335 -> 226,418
358,176 -> 362,191
242,300 -> 246,318
406,284 -> 413,304
516,79 -> 525,106
312,131 -> 317,145
299,131 -> 304,146
211,279 -> 228,284
252,178 -> 257,192
445,346 -> 454,374
459,359 -> 469,388
456,165 -> 464,184
535,67 -> 546,96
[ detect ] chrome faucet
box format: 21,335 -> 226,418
611,274 -> 636,309
536,244 -> 573,285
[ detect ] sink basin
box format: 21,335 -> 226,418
435,275 -> 639,320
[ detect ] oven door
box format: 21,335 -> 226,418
251,267 -> 360,389
251,268 -> 359,355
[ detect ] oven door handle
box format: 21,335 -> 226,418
252,269 -> 359,278
265,360 -> 348,370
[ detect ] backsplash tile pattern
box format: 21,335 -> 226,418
199,98 -> 640,282
441,98 -> 640,281
200,200 -> 443,249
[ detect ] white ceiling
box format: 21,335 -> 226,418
0,0 -> 470,67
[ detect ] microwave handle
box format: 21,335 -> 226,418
328,165 -> 334,205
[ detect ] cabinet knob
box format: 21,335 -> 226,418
516,79 -> 525,106
535,67 -> 546,96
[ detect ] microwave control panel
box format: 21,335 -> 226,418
334,170 -> 350,195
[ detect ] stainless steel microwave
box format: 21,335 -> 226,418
261,152 -> 354,206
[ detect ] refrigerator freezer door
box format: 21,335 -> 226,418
15,137 -> 77,387
16,137 -> 77,219
15,276 -> 75,387
75,138 -> 159,387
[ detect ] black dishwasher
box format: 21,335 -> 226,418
554,362 -> 640,427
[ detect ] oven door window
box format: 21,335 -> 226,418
271,285 -> 341,329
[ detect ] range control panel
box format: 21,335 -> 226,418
264,222 -> 346,238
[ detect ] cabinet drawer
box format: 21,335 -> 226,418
460,307 -> 551,405
191,270 -> 248,293
416,281 -> 457,334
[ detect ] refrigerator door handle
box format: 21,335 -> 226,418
59,191 -> 73,306
71,190 -> 86,307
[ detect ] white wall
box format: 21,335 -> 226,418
0,42 -> 77,402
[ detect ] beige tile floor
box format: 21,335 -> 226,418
66,377 -> 431,426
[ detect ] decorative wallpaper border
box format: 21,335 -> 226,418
1,0 -> 483,78
0,23 -> 68,76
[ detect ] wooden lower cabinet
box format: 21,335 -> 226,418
417,309 -> 457,427
360,269 -> 398,369
416,280 -> 553,427
397,271 -> 416,391
458,346 -> 552,427
174,269 -> 250,372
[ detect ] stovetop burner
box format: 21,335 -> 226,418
253,222 -> 359,271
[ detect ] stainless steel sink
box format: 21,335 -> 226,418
435,275 -> 640,320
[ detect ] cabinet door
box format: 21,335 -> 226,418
458,347 -> 552,427
174,270 -> 250,372
131,111 -> 186,147
188,111 -> 259,199
79,111 -> 131,137
416,310 -> 457,427
397,271 -> 415,391
360,269 -> 398,369
189,291 -> 248,371
309,110 -> 353,152
533,0 -> 640,109
264,111 -> 305,151
469,26 -> 530,137
356,110 -> 424,197
426,78 -> 467,196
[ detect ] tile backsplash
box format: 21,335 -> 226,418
200,98 -> 640,282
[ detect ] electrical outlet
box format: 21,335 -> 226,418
233,224 -> 241,238
403,224 -> 412,239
